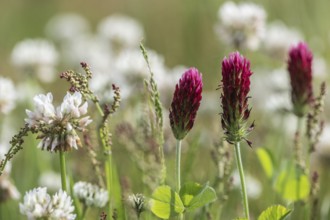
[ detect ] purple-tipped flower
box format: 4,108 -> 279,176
169,68 -> 203,140
287,42 -> 313,117
220,52 -> 253,146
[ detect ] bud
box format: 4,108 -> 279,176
169,68 -> 203,140
287,42 -> 313,117
220,52 -> 254,146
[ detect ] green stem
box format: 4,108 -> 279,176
81,205 -> 88,220
234,142 -> 249,220
176,139 -> 183,220
176,139 -> 182,192
59,151 -> 67,191
104,151 -> 113,217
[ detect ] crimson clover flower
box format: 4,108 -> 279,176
287,42 -> 313,117
169,68 -> 203,140
220,52 -> 254,146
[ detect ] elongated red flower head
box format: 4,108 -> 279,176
287,42 -> 313,117
220,52 -> 254,146
169,68 -> 203,140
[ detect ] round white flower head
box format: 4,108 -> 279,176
20,188 -> 76,220
0,77 -> 16,114
215,1 -> 266,50
73,181 -> 108,208
45,13 -> 90,42
97,14 -> 144,49
0,174 -> 21,202
19,187 -> 51,219
11,39 -> 59,83
263,22 -> 302,60
25,92 -> 92,152
48,190 -> 76,220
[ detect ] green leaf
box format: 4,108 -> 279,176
258,205 -> 292,220
149,185 -> 184,219
275,166 -> 310,201
256,148 -> 274,178
179,182 -> 217,211
233,218 -> 248,220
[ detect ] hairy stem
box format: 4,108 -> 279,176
234,142 -> 249,220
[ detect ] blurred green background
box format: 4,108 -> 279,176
1,0 -> 330,88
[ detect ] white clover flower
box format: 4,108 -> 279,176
25,92 -> 92,152
48,190 -> 76,220
45,13 -> 90,42
97,14 -> 144,49
25,93 -> 56,127
263,22 -> 303,60
19,187 -> 51,219
73,181 -> 108,208
11,39 -> 59,83
0,174 -> 21,202
215,1 -> 266,50
0,77 -> 16,114
20,188 -> 76,220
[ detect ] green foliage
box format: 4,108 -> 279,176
149,185 -> 185,219
179,182 -> 217,211
275,166 -> 310,201
256,148 -> 274,178
257,205 -> 291,220
150,183 -> 217,219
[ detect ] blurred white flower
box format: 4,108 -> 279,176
20,187 -> 51,219
232,171 -> 262,199
45,13 -> 90,42
39,171 -> 62,192
0,76 -> 16,114
315,124 -> 330,156
313,56 -> 328,79
61,35 -> 113,68
73,181 -> 108,208
215,1 -> 266,50
48,190 -> 76,220
263,21 -> 302,60
11,39 -> 59,83
25,92 -> 92,152
97,14 -> 144,50
0,174 -> 20,202
115,48 -> 166,80
252,68 -> 290,112
20,187 -> 75,220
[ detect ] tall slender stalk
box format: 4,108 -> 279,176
176,139 -> 182,192
176,139 -> 183,220
59,151 -> 67,191
234,142 -> 249,220
95,102 -> 113,217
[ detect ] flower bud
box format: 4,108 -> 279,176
169,68 -> 203,140
287,42 -> 313,117
220,52 -> 253,146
